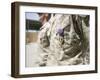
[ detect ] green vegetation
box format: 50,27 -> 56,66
26,19 -> 42,30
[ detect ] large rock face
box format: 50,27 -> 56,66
37,14 -> 89,66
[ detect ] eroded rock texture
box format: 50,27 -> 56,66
37,14 -> 89,66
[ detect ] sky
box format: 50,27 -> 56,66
25,12 -> 40,21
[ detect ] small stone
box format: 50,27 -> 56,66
57,28 -> 64,37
